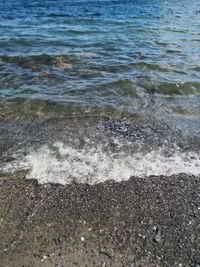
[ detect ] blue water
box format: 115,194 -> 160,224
0,0 -> 200,132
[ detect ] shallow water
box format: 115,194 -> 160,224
0,117 -> 200,184
0,0 -> 200,184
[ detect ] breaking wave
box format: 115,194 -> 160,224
1,142 -> 200,185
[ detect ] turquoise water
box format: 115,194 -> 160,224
0,0 -> 199,132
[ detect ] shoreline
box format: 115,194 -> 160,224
0,171 -> 200,266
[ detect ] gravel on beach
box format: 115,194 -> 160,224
0,171 -> 200,267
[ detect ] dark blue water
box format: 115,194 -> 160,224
0,0 -> 200,132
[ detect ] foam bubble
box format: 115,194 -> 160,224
1,142 -> 200,184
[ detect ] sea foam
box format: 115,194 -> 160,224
1,142 -> 200,185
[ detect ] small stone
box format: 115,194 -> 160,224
41,255 -> 48,261
155,232 -> 161,243
81,236 -> 85,242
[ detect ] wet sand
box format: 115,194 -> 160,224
0,171 -> 199,267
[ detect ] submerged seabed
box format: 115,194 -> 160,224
0,0 -> 200,134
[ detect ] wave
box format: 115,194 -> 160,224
0,54 -> 77,68
1,142 -> 200,185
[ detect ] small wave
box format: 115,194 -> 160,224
0,38 -> 33,47
140,81 -> 200,95
131,62 -> 170,72
1,142 -> 200,185
46,13 -> 71,18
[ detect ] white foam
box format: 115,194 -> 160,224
1,142 -> 200,185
